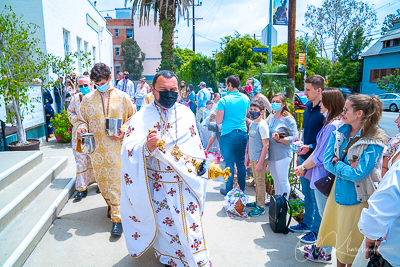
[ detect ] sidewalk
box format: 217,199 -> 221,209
23,140 -> 335,266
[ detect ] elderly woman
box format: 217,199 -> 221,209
318,94 -> 388,266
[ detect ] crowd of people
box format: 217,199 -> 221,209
47,62 -> 399,267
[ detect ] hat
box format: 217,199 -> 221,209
198,81 -> 206,87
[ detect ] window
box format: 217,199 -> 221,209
126,29 -> 133,39
84,41 -> 89,71
116,66 -> 120,73
386,94 -> 397,99
381,69 -> 387,77
115,29 -> 119,37
370,68 -> 400,83
115,47 -> 120,56
77,37 -> 82,74
374,69 -> 379,80
63,29 -> 70,56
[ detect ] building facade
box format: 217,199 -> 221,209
106,8 -> 162,80
361,22 -> 400,95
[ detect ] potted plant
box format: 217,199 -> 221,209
265,172 -> 275,196
50,110 -> 72,143
0,6 -> 53,150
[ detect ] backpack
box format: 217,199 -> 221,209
269,193 -> 292,234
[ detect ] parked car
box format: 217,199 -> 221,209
294,92 -> 308,110
337,87 -> 354,99
378,93 -> 400,112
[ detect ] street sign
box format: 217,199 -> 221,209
252,47 -> 269,53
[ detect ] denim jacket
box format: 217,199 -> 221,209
323,124 -> 386,206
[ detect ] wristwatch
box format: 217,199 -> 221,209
301,165 -> 308,172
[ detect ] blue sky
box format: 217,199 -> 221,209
96,0 -> 400,57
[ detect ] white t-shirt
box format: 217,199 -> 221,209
248,120 -> 269,161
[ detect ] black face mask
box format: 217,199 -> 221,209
156,90 -> 178,109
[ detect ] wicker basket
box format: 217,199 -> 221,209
234,183 -> 245,214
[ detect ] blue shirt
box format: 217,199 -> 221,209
323,124 -> 384,206
197,88 -> 211,108
218,90 -> 250,136
301,101 -> 325,160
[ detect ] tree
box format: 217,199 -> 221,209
381,10 -> 400,35
328,28 -> 370,90
336,27 -> 371,63
272,36 -> 332,89
121,38 -> 145,80
377,69 -> 400,93
304,0 -> 377,63
126,0 -> 191,71
0,5 -> 54,145
177,54 -> 217,91
214,32 -> 268,81
173,47 -> 195,73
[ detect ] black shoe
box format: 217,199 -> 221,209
111,222 -> 122,236
220,188 -> 227,196
96,188 -> 101,194
165,265 -> 171,267
74,190 -> 87,201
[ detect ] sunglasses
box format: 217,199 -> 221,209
77,84 -> 90,88
343,108 -> 348,114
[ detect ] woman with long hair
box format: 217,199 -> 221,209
268,93 -> 298,198
318,94 -> 388,266
294,88 -> 345,264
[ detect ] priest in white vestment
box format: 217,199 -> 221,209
120,71 -> 212,267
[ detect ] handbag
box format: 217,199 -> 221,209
367,246 -> 393,267
314,172 -> 335,197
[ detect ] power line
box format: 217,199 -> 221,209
195,33 -> 221,43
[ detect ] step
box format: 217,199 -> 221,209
0,166 -> 76,267
0,151 -> 43,192
0,157 -> 68,232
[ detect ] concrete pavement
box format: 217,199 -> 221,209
23,139 -> 335,266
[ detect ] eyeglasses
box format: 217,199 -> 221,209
77,84 -> 89,88
342,107 -> 348,114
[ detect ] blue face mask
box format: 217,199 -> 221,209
249,111 -> 261,120
80,86 -> 90,95
271,103 -> 282,112
124,75 -> 129,80
96,83 -> 109,93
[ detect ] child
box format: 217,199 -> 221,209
245,100 -> 269,216
203,100 -> 214,120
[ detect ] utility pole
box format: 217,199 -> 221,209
268,0 -> 272,63
212,49 -> 218,56
287,0 -> 296,96
189,1 -> 202,53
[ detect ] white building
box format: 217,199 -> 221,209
6,0 -> 114,79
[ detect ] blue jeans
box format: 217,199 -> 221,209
220,130 -> 247,192
299,157 -> 321,234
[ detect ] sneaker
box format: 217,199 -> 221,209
248,206 -> 265,217
289,222 -> 311,233
304,248 -> 332,264
246,202 -> 257,208
304,244 -> 316,253
301,231 -> 318,244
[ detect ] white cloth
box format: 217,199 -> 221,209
268,157 -> 292,199
358,158 -> 400,267
120,103 -> 211,267
117,79 -> 135,102
199,115 -> 219,151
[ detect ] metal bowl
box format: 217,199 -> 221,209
81,133 -> 95,154
105,118 -> 122,136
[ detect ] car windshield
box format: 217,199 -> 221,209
299,95 -> 308,104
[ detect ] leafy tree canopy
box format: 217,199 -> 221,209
381,9 -> 400,35
304,0 -> 377,63
173,47 -> 195,73
336,27 -> 371,63
121,38 -> 146,80
214,32 -> 268,81
177,53 -> 217,92
328,61 -> 362,89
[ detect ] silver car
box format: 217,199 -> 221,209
378,93 -> 400,112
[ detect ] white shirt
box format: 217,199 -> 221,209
358,158 -> 400,266
117,79 -> 135,101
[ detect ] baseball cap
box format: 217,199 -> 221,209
198,81 -> 206,87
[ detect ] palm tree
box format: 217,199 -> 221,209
125,0 -> 192,71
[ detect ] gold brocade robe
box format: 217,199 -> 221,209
67,93 -> 96,191
76,88 -> 136,222
142,92 -> 154,107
